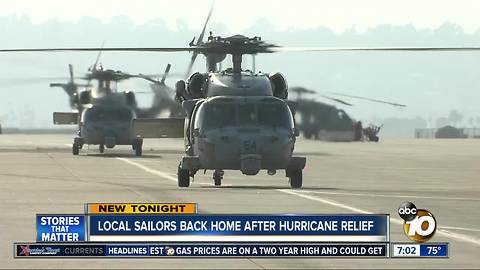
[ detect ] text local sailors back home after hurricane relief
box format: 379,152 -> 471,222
96,220 -> 375,232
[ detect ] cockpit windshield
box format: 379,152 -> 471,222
202,104 -> 236,129
238,104 -> 256,126
83,106 -> 133,122
197,100 -> 294,130
258,104 -> 293,128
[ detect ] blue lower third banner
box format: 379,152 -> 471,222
88,214 -> 389,242
36,214 -> 86,242
14,243 -> 388,258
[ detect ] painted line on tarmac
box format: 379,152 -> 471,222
293,190 -> 480,232
439,226 -> 480,232
116,157 -> 177,182
116,157 -> 216,186
278,189 -> 372,214
277,189 -> 480,247
114,159 -> 480,246
296,189 -> 480,201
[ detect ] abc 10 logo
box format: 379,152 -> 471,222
398,202 -> 436,242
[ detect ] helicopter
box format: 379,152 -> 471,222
48,47 -> 178,118
289,87 -> 405,141
53,61 -> 173,156
168,34 -> 305,188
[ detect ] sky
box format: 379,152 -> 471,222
1,0 -> 480,33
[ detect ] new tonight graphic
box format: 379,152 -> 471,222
88,214 -> 389,242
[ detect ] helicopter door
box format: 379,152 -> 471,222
53,112 -> 79,125
133,118 -> 184,138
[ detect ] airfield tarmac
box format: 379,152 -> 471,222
0,134 -> 479,269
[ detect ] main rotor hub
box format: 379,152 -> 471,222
85,69 -> 131,82
203,35 -> 276,55
198,34 -> 277,73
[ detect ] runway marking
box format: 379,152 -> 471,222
357,166 -> 478,171
113,159 -> 480,246
439,226 -> 480,232
116,157 -> 176,183
117,158 -> 232,187
296,189 -> 480,201
277,189 -> 480,247
277,189 -> 372,214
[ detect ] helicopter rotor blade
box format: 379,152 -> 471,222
290,87 -> 317,95
290,87 -> 352,106
270,46 -> 480,53
290,86 -> 404,107
85,42 -> 105,86
185,1 -> 215,78
68,64 -> 74,83
0,47 -> 197,53
1,46 -> 480,54
91,41 -> 105,70
49,83 -> 67,88
160,64 -> 171,85
252,55 -> 256,73
318,94 -> 353,106
185,52 -> 199,79
328,92 -> 406,107
197,1 -> 214,46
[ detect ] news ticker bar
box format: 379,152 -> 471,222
14,243 -> 388,258
15,242 -> 449,258
391,243 -> 449,258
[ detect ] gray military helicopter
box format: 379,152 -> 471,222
289,87 -> 405,141
170,35 -> 305,188
53,62 -> 173,156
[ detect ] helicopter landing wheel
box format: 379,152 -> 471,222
99,144 -> 105,154
134,139 -> 143,156
213,170 -> 224,186
177,164 -> 190,187
72,144 -> 80,155
288,169 -> 302,189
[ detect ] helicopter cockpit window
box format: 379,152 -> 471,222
203,103 -> 236,129
238,104 -> 257,126
199,100 -> 294,130
258,104 -> 294,129
84,107 -> 133,122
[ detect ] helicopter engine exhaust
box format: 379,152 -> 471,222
269,72 -> 288,99
125,91 -> 136,107
79,90 -> 92,104
187,72 -> 207,98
